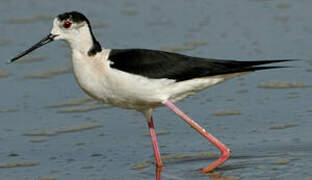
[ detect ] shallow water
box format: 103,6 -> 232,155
0,0 -> 311,179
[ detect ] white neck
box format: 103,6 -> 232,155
66,25 -> 94,56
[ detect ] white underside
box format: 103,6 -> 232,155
71,49 -> 247,111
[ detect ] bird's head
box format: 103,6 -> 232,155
9,11 -> 101,63
52,12 -> 91,42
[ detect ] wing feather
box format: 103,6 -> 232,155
108,49 -> 292,82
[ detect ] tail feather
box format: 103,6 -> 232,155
205,59 -> 298,77
235,59 -> 297,67
237,65 -> 290,73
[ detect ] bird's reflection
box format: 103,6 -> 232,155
155,166 -> 162,180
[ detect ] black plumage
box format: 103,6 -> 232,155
109,49 -> 291,82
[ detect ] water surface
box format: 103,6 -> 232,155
0,0 -> 311,179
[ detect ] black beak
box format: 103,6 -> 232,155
8,33 -> 57,64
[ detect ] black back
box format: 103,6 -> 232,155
108,49 -> 288,82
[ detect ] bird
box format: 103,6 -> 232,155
9,11 -> 293,173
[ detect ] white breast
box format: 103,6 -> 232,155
71,49 -> 112,101
71,49 -> 169,110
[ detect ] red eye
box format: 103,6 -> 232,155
63,21 -> 72,29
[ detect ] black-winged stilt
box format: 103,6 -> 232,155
9,11 -> 293,173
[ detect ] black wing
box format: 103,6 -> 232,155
108,49 -> 290,82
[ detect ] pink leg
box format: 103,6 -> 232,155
164,100 -> 231,173
148,116 -> 163,168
